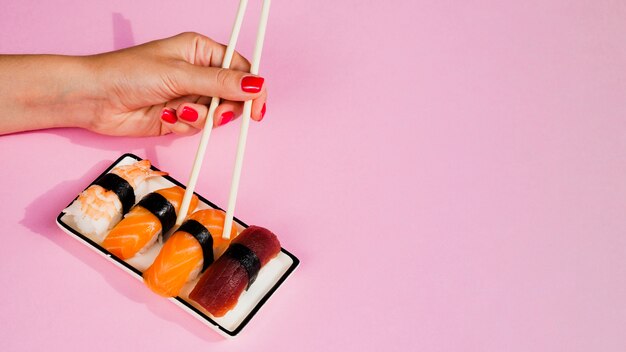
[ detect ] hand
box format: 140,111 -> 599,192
91,32 -> 268,136
0,32 -> 267,136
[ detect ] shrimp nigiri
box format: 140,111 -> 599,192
102,186 -> 198,260
143,209 -> 238,297
63,160 -> 166,243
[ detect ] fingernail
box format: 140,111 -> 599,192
218,111 -> 234,126
241,76 -> 265,93
180,106 -> 198,122
260,103 -> 266,121
161,109 -> 177,124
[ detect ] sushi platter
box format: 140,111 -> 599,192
56,153 -> 299,337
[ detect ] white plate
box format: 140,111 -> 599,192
56,153 -> 299,337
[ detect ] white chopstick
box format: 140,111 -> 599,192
221,0 -> 271,240
175,0 -> 250,226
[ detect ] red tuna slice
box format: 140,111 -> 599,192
189,225 -> 281,317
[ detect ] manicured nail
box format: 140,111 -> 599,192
260,103 -> 266,121
180,106 -> 198,122
241,76 -> 264,93
161,109 -> 177,124
218,111 -> 234,126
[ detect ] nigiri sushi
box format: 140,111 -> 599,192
143,209 -> 239,297
189,226 -> 281,317
63,160 -> 166,243
102,186 -> 198,260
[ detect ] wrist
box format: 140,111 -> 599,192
34,55 -> 106,130
0,55 -> 106,134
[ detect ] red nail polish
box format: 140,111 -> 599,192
180,106 -> 198,122
241,76 -> 264,93
219,111 -> 234,126
260,103 -> 266,121
161,109 -> 177,124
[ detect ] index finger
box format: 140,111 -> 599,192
167,32 -> 251,73
209,42 -> 251,73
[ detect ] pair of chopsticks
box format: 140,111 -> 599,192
175,0 -> 272,240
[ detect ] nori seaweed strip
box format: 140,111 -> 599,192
223,243 -> 261,289
93,173 -> 135,214
137,193 -> 176,234
178,219 -> 214,271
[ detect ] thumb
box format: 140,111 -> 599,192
172,64 -> 265,102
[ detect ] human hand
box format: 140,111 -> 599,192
89,32 -> 267,136
0,32 -> 267,136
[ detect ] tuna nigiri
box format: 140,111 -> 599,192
102,186 -> 198,259
189,226 -> 281,317
63,160 -> 166,243
143,209 -> 239,297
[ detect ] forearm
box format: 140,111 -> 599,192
0,55 -> 104,135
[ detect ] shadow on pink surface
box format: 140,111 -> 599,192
48,127 -> 177,166
18,149 -> 224,343
112,13 -> 135,50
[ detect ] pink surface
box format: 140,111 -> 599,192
1,0 -> 626,350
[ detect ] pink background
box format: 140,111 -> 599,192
1,0 -> 625,350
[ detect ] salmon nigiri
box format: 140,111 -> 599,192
102,186 -> 198,259
143,209 -> 238,297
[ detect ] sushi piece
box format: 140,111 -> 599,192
143,209 -> 239,297
189,226 -> 281,317
102,186 -> 198,260
63,160 -> 166,243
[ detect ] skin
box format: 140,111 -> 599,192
0,32 -> 267,136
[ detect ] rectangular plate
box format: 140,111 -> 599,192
55,153 -> 299,337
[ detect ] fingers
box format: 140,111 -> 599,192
166,32 -> 260,101
159,102 -> 209,135
169,32 -> 251,72
171,64 -> 266,102
213,100 -> 243,127
159,96 -> 268,135
250,89 -> 268,122
202,38 -> 251,72
155,32 -> 267,109
213,91 -> 268,127
158,100 -> 240,135
160,32 -> 268,128
210,46 -> 251,74
160,100 -> 242,132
